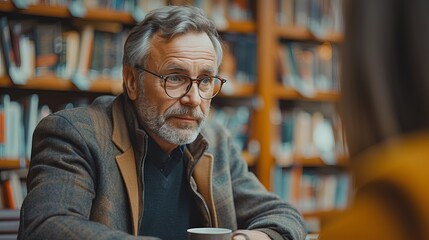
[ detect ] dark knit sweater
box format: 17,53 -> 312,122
139,137 -> 199,239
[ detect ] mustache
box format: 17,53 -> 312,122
164,106 -> 206,121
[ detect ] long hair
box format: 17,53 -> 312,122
341,0 -> 429,157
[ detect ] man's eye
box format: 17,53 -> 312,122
167,75 -> 187,83
200,77 -> 212,85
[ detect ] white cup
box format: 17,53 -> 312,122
187,228 -> 249,240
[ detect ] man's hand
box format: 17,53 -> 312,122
232,230 -> 271,240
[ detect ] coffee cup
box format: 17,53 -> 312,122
187,228 -> 249,240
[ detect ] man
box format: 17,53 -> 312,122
18,5 -> 305,240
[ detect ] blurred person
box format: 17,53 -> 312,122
18,5 -> 306,240
321,0 -> 429,239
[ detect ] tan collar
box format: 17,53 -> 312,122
111,96 -> 140,235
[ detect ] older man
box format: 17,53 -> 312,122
18,5 -> 305,240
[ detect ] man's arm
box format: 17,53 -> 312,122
18,114 -> 145,240
227,136 -> 306,240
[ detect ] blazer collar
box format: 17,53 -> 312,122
111,95 -> 139,235
112,94 -> 132,152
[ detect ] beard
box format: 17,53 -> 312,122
134,89 -> 209,145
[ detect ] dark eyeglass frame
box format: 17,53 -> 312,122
134,65 -> 227,100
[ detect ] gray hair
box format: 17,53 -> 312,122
123,5 -> 223,69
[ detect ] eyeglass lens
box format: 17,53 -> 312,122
164,75 -> 222,99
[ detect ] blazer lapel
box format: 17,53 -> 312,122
192,152 -> 218,227
111,97 -> 139,235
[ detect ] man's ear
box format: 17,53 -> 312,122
123,65 -> 138,100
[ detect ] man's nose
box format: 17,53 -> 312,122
180,82 -> 202,107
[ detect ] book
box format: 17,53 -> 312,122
0,209 -> 19,237
20,94 -> 39,161
34,22 -> 62,77
0,234 -> 18,240
1,170 -> 26,210
289,43 -> 317,97
0,42 -> 5,77
8,101 -> 24,159
0,209 -> 19,221
277,0 -> 294,26
20,36 -> 35,79
0,221 -> 19,234
58,30 -> 80,79
73,24 -> 94,90
0,17 -> 28,84
1,181 -> 15,210
0,95 -> 11,159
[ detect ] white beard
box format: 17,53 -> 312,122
135,91 -> 208,145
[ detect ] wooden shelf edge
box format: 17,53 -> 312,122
0,3 -> 258,28
275,84 -> 340,101
0,159 -> 29,169
0,76 -> 122,94
277,155 -> 349,168
89,78 -> 123,94
0,2 -> 15,12
277,25 -> 343,43
0,2 -> 135,24
296,155 -> 348,168
218,82 -> 255,98
85,8 -> 134,24
224,20 -> 256,33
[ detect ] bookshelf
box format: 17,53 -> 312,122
0,0 -> 348,232
0,4 -> 261,221
255,0 -> 348,233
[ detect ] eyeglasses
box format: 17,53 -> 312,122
134,65 -> 227,100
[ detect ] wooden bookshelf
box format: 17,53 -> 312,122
218,82 -> 255,98
255,3 -> 349,233
0,1 -> 348,223
0,76 -> 122,94
0,159 -> 29,169
277,26 -> 344,43
282,156 -> 349,169
0,2 -> 135,24
274,85 -> 340,102
85,8 -> 135,24
225,20 -> 256,33
0,2 -> 71,18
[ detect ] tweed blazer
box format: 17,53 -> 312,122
18,94 -> 305,240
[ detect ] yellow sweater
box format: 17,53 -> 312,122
321,132 -> 429,240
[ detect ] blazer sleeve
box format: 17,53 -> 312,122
18,113 -> 147,240
227,134 -> 307,240
201,120 -> 306,240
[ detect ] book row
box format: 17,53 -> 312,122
0,93 -> 254,162
0,94 -> 51,161
276,41 -> 340,97
272,166 -> 349,233
277,0 -> 343,38
0,15 -> 257,90
272,102 -> 347,166
272,166 -> 350,214
0,169 -> 27,210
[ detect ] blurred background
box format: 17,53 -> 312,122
0,0 -> 349,238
